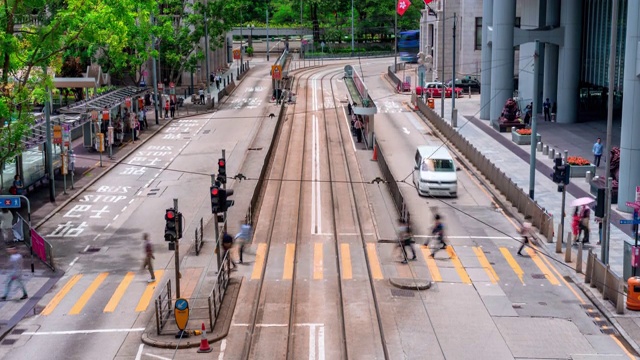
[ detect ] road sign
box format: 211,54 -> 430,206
1,197 -> 21,208
636,186 -> 640,202
620,220 -> 640,225
53,125 -> 62,145
272,65 -> 282,80
233,49 -> 241,60
626,201 -> 640,210
174,298 -> 189,331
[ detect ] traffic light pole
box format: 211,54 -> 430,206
222,149 -> 228,235
212,174 -> 221,270
173,198 -> 181,299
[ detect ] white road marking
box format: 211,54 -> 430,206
402,127 -> 410,135
23,328 -> 146,335
218,339 -> 227,360
135,344 -> 144,360
121,206 -> 127,212
83,245 -> 91,252
113,214 -> 119,221
318,325 -> 325,360
129,199 -> 135,204
308,324 -> 325,360
144,354 -> 172,360
104,224 -> 110,230
309,323 -> 316,360
93,234 -> 100,241
68,257 -> 79,267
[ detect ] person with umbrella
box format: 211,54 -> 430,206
570,197 -> 595,244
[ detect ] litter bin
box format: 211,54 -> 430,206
627,277 -> 640,310
427,98 -> 435,109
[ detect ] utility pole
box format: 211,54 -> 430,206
352,0 -> 355,57
451,12 -> 457,127
44,83 -> 55,202
204,0 -> 211,96
529,40 -> 540,199
560,151 -> 568,245
266,3 -> 270,61
440,0 -> 445,118
602,0 -> 618,265
151,15 -> 159,125
173,198 -> 181,299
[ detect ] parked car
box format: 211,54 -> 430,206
446,77 -> 481,93
416,82 -> 463,98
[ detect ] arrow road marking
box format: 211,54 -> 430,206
402,127 -> 410,134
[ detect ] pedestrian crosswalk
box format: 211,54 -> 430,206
249,242 -> 564,287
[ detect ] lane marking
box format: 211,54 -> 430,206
340,244 -> 352,280
283,243 -> 295,280
68,257 -> 79,268
135,270 -> 164,312
113,214 -> 119,221
473,247 -> 499,284
93,234 -> 101,241
104,272 -> 135,313
135,344 -> 144,360
421,246 -> 442,282
23,328 -> 146,336
309,322 -> 316,360
525,248 -> 560,286
402,127 -> 410,134
83,245 -> 91,252
313,243 -> 323,280
69,272 -> 109,315
609,334 -> 636,360
318,324 -> 325,360
533,243 -> 585,302
145,354 -> 172,360
445,246 -> 472,284
251,244 -> 267,280
499,247 -> 525,285
366,243 -> 383,280
218,339 -> 227,360
42,274 -> 83,316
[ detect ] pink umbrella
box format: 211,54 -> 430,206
570,197 -> 595,207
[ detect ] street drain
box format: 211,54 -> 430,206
390,289 -> 415,298
202,130 -> 211,134
601,327 -> 617,335
11,328 -> 25,335
82,247 -> 101,253
538,302 -> 548,306
248,147 -> 263,151
563,276 -> 574,283
531,273 -> 546,280
2,339 -> 16,345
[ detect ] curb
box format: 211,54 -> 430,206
389,277 -> 432,290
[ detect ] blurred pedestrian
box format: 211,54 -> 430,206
592,137 -> 603,167
543,98 -> 551,122
397,219 -> 416,264
517,217 -> 532,256
1,246 -> 27,301
164,98 -> 169,118
426,214 -> 447,258
354,117 -> 363,143
234,221 -> 253,264
141,233 -> 156,283
222,232 -> 236,269
170,99 -> 176,118
199,88 -> 205,104
595,217 -> 603,245
215,75 -> 221,90
571,207 -> 580,242
0,209 -> 13,245
12,175 -> 24,195
347,102 -> 353,115
578,205 -> 591,243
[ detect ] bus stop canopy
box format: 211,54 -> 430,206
53,77 -> 97,89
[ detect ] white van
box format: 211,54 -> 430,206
412,146 -> 458,197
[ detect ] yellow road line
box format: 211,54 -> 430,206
251,244 -> 267,280
445,246 -> 472,284
41,274 -> 83,316
421,246 -> 442,282
82,162 -> 100,176
313,243 -> 323,280
283,243 -> 295,280
525,248 -> 560,286
104,272 -> 135,313
340,244 -> 352,280
473,247 -> 499,284
69,273 -> 109,315
610,334 -> 637,360
135,270 -> 164,312
532,243 -> 586,303
366,243 -> 383,280
499,247 -> 525,285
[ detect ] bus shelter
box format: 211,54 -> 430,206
343,65 -> 378,148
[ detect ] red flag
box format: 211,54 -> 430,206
397,0 -> 411,16
423,0 -> 433,4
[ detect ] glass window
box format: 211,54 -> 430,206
475,17 -> 482,50
421,159 -> 455,172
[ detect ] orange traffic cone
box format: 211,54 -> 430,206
372,145 -> 378,161
197,322 -> 212,353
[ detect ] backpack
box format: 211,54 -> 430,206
9,186 -> 17,195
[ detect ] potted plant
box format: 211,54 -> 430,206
246,46 -> 254,57
566,156 -> 596,177
511,128 -> 541,145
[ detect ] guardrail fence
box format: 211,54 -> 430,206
194,217 -> 204,256
154,279 -> 173,335
585,249 -> 625,314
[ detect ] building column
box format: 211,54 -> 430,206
556,0 -> 582,123
479,0 -> 493,120
489,0 -> 515,125
618,0 -> 640,213
543,0 -> 560,111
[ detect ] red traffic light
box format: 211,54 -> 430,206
218,159 -> 225,167
166,210 -> 176,220
211,187 -> 219,196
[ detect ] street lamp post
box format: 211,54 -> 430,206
266,2 -> 270,61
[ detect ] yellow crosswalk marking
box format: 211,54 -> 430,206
340,244 -> 352,279
473,247 -> 499,284
445,246 -> 472,284
526,248 -> 560,285
251,243 -> 267,280
499,247 -> 525,285
104,272 -> 135,313
42,274 -> 83,316
421,246 -> 442,282
283,243 -> 295,280
313,243 -> 323,280
135,270 -> 164,312
366,243 -> 383,280
69,273 -> 109,315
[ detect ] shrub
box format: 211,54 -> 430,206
567,156 -> 591,166
516,128 -> 532,135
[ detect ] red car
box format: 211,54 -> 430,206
416,82 -> 463,98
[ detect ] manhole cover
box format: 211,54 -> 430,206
601,327 -> 617,335
538,302 -> 547,306
2,339 -> 16,345
11,328 -> 25,335
512,303 -> 525,309
82,247 -> 100,253
563,276 -> 574,283
593,320 -> 608,327
202,130 -> 211,134
580,304 -> 595,310
390,289 -> 415,298
531,274 -> 546,279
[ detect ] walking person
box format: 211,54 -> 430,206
578,205 -> 591,243
347,102 -> 353,115
199,88 -> 205,104
523,102 -> 532,126
426,214 -> 447,258
0,209 -> 14,245
397,219 -> 416,264
215,75 -> 221,90
164,98 -> 170,119
222,232 -> 237,269
517,217 -> 533,256
1,246 -> 28,301
141,233 -> 156,283
234,221 -> 253,264
592,137 -> 603,167
210,72 -> 215,86
571,207 -> 581,243
543,98 -> 551,122
169,99 -> 176,118
354,117 -> 363,143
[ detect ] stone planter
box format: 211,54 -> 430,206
569,164 -> 596,178
511,129 -> 541,145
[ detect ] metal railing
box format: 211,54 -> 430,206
585,249 -> 625,314
15,213 -> 55,271
208,251 -> 232,330
194,217 -> 204,255
154,279 -> 173,335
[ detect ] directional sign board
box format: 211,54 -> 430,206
1,197 -> 21,208
620,220 -> 640,225
626,201 -> 640,210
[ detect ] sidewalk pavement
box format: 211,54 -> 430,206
427,95 -> 640,353
0,65 -> 237,339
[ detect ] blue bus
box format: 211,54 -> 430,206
398,30 -> 420,63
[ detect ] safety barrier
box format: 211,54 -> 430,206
208,251 -> 232,330
194,217 -> 204,256
415,98 -> 555,240
15,213 -> 55,271
154,279 -> 173,335
585,249 -> 625,314
387,65 -> 402,88
376,143 -> 407,220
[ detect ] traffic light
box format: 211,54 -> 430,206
165,208 -> 177,241
552,157 -> 564,184
217,158 -> 226,184
218,188 -> 235,212
563,164 -> 571,185
210,185 -> 220,213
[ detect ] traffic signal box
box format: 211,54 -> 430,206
217,158 -> 227,184
164,208 -> 183,241
210,185 -> 234,214
551,157 -> 571,191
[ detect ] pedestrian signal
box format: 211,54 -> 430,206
165,208 -> 177,241
217,158 -> 226,184
211,186 -> 220,213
